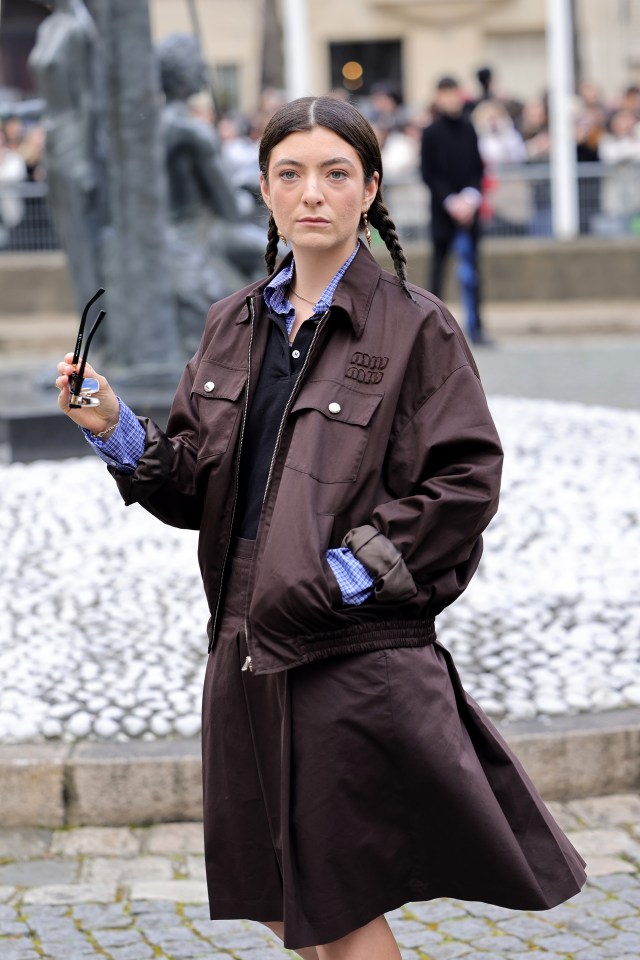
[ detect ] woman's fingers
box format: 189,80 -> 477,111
55,358 -> 105,393
54,356 -> 121,433
57,357 -> 99,377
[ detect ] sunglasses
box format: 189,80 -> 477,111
68,287 -> 107,409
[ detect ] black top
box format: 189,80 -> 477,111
235,311 -> 321,539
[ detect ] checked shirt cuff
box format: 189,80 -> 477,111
326,547 -> 375,606
82,398 -> 145,473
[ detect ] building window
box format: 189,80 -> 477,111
329,40 -> 403,99
210,64 -> 240,113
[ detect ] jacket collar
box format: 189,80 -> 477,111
236,243 -> 382,339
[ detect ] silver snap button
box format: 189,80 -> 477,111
203,381 -> 215,393
292,349 -> 301,359
328,402 -> 341,415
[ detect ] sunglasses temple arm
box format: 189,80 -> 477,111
72,287 -> 106,367
74,310 -> 106,388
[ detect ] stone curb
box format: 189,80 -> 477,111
2,709 -> 640,828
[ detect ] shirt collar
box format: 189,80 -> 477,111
240,243 -> 386,339
263,242 -> 360,321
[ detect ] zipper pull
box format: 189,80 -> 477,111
241,656 -> 253,673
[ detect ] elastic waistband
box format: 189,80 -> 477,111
231,536 -> 256,560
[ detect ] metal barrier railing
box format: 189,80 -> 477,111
383,161 -> 640,241
0,181 -> 59,252
1,162 -> 639,252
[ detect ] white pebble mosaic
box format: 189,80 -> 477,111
0,395 -> 638,743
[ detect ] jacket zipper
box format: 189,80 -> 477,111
208,297 -> 256,654
242,308 -> 331,671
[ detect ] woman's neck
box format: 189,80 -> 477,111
290,242 -> 358,302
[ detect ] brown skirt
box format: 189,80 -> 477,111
201,538 -> 586,951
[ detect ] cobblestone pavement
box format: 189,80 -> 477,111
1,794 -> 640,959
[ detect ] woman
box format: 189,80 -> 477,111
56,96 -> 586,960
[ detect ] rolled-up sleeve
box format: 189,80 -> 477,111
82,399 -> 145,472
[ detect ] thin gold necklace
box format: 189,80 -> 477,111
290,286 -> 317,306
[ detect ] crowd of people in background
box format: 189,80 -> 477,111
214,72 -> 640,238
1,67 -> 640,250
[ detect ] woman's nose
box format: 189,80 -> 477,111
301,177 -> 323,204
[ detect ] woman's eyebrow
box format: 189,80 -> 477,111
272,157 -> 356,169
319,157 -> 356,168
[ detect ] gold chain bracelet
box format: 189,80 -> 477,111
93,420 -> 119,439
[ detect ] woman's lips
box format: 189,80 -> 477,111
298,218 -> 330,224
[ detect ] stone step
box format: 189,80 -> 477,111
0,251 -> 75,314
478,299 -> 640,337
1,239 -> 640,319
0,313 -> 77,359
1,709 -> 640,827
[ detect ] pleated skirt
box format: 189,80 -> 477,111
201,538 -> 586,951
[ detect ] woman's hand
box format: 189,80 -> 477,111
55,352 -> 120,436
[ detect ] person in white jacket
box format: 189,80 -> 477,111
471,99 -> 527,166
0,125 -> 26,241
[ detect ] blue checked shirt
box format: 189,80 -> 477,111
83,243 -> 374,605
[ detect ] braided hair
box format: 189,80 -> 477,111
366,196 -> 410,296
265,214 -> 280,275
259,96 -> 413,298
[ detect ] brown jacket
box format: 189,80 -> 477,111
111,245 -> 503,674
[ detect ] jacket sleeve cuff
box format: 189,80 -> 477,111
107,416 -> 173,506
341,524 -> 418,604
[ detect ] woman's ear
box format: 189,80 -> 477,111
259,172 -> 271,211
365,171 -> 380,208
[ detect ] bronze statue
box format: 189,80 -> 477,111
29,0 -> 103,315
30,6 -> 264,368
157,34 -> 265,353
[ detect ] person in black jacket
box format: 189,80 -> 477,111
420,77 -> 490,344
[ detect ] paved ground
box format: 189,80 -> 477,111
1,794 -> 640,959
473,334 -> 640,411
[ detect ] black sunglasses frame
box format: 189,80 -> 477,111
68,287 -> 107,408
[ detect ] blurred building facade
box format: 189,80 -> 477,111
1,1 -> 638,113
147,0 -> 640,113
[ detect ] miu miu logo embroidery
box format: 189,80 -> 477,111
345,352 -> 389,384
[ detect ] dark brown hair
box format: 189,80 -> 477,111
259,96 -> 411,297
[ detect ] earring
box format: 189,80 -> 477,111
277,230 -> 287,246
363,211 -> 372,249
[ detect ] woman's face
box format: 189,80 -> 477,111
611,109 -> 637,138
260,126 -> 378,261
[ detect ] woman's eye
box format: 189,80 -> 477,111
280,170 -> 297,181
329,170 -> 347,181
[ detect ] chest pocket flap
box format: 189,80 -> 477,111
286,379 -> 383,483
290,379 -> 382,425
191,359 -> 246,401
191,360 -> 246,459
